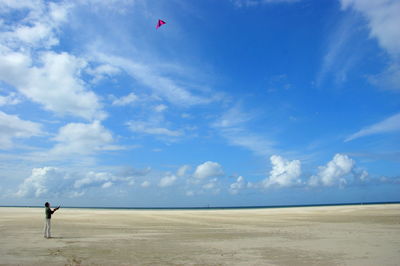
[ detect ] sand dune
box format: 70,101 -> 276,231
0,204 -> 399,265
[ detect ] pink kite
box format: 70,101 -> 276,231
156,19 -> 166,29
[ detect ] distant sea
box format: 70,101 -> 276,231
1,201 -> 399,210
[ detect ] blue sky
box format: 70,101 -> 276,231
0,0 -> 399,207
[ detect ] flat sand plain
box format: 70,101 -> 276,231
0,204 -> 399,265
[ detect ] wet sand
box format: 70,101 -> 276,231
0,204 -> 399,265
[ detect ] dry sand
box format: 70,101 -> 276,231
0,204 -> 399,265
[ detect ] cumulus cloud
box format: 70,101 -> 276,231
50,120 -> 120,156
345,113 -> 400,141
73,171 -> 115,189
177,165 -> 191,177
0,0 -> 69,49
16,166 -> 140,198
308,154 -> 354,187
202,178 -> 220,194
16,167 -> 73,198
0,51 -> 105,120
229,176 -> 246,194
193,161 -> 224,179
141,180 -> 150,188
0,2 -> 105,120
158,174 -> 177,187
0,111 -> 42,149
262,155 -> 302,188
101,181 -> 113,188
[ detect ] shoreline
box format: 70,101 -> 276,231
1,200 -> 399,210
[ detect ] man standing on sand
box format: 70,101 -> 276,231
44,202 -> 60,238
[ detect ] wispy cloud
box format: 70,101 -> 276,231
0,92 -> 21,106
341,0 -> 400,91
127,120 -> 182,137
368,63 -> 400,92
233,0 -> 300,8
111,92 -> 138,106
212,105 -> 276,156
93,54 -> 215,107
341,0 -> 400,57
316,14 -> 362,86
345,113 -> 400,142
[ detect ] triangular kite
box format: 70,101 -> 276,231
156,19 -> 166,29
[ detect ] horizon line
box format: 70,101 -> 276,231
1,201 -> 399,210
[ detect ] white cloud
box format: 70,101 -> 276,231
73,171 -> 114,189
345,113 -> 400,141
112,92 -> 138,106
0,111 -> 42,149
262,155 -> 302,188
93,54 -> 213,107
316,14 -> 360,86
202,182 -> 214,190
50,120 -> 119,156
229,176 -> 246,194
127,120 -> 182,137
185,190 -> 195,196
16,167 -> 72,197
16,166 -> 139,198
368,62 -> 400,91
308,154 -> 354,187
233,0 -> 300,8
177,165 -> 191,177
341,0 -> 400,91
141,180 -> 150,188
101,181 -> 113,188
341,0 -> 400,57
0,2 -> 105,120
201,178 -> 220,194
0,92 -> 21,106
0,0 -> 39,10
158,174 -> 177,187
0,51 -> 105,120
87,64 -> 121,83
193,161 -> 224,179
213,105 -> 253,128
0,0 -> 69,49
213,106 -> 275,156
154,104 -> 168,113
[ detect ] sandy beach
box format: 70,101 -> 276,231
0,204 -> 399,265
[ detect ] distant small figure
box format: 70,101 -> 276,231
44,202 -> 60,239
